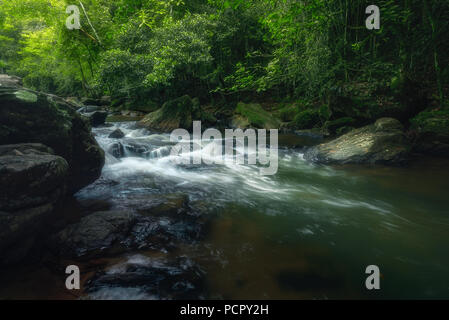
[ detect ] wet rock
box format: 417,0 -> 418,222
53,211 -> 138,258
85,255 -> 206,300
108,129 -> 125,139
304,118 -> 411,165
123,142 -> 150,157
106,142 -> 125,159
83,111 -> 108,127
0,74 -> 104,193
0,143 -> 69,265
134,193 -> 190,217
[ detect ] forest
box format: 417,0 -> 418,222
1,0 -> 448,133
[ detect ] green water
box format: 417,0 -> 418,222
191,156 -> 449,299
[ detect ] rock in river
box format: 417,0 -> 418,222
53,211 -> 138,258
108,128 -> 125,139
304,118 -> 411,165
0,74 -> 104,193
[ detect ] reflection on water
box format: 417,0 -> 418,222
1,122 -> 448,299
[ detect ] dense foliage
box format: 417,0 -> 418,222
1,0 -> 448,110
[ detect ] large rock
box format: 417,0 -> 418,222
304,118 -> 411,165
108,128 -> 125,139
0,143 -> 69,265
0,74 -> 104,193
138,95 -> 194,132
137,95 -> 216,132
83,110 -> 108,127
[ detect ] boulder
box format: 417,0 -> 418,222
138,95 -> 194,132
83,111 -> 108,127
108,128 -> 125,139
0,75 -> 105,192
0,143 -> 69,265
304,118 -> 411,165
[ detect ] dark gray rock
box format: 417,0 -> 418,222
109,128 -> 125,139
0,143 -> 69,265
107,142 -> 125,158
83,111 -> 108,127
53,211 -> 138,257
85,256 -> 205,299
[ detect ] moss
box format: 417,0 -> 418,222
410,109 -> 449,135
235,102 -> 281,129
291,109 -> 320,129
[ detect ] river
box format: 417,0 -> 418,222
1,121 -> 448,299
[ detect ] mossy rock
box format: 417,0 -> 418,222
138,95 -> 195,132
233,102 -> 281,129
304,118 -> 411,165
0,75 -> 104,193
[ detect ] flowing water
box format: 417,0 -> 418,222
1,122 -> 448,299
78,122 -> 449,299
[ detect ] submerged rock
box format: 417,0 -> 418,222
0,143 -> 68,265
304,118 -> 411,165
85,255 -> 205,299
53,211 -> 138,258
0,74 -> 104,193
